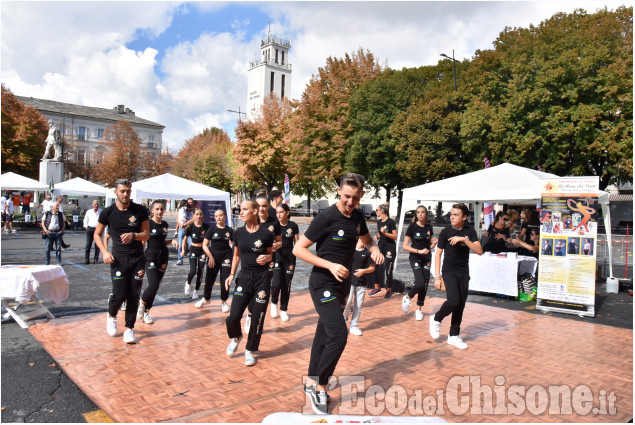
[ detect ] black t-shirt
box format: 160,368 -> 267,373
377,217 -> 397,253
405,222 -> 434,260
185,223 -> 209,244
485,224 -> 510,254
351,247 -> 373,287
303,204 -> 369,274
279,221 -> 299,254
98,202 -> 149,256
233,225 -> 274,271
521,222 -> 540,246
261,215 -> 282,237
268,206 -> 277,221
437,225 -> 479,274
204,224 -> 233,253
146,219 -> 169,257
568,241 -> 578,254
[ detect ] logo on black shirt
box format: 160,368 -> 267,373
254,240 -> 262,248
128,216 -> 137,226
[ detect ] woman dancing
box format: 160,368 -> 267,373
225,200 -> 274,367
198,209 -> 234,311
137,200 -> 178,324
270,203 -> 299,321
181,209 -> 209,300
369,203 -> 397,299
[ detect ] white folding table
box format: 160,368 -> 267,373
1,265 -> 69,328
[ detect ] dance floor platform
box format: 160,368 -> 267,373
29,290 -> 633,423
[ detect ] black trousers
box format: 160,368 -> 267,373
225,268 -> 270,351
376,248 -> 395,290
142,251 -> 168,310
433,271 -> 470,336
108,254 -> 145,329
271,251 -> 296,311
308,273 -> 348,386
204,249 -> 232,301
407,257 -> 431,306
85,226 -> 99,262
187,246 -> 206,290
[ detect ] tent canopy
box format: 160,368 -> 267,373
0,172 -> 49,191
106,173 -> 232,219
53,177 -> 108,197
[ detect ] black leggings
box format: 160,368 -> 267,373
187,246 -> 206,290
433,271 -> 470,336
204,249 -> 232,301
376,248 -> 395,290
407,256 -> 431,306
226,268 -> 271,351
271,251 -> 296,311
108,254 -> 145,329
142,251 -> 168,310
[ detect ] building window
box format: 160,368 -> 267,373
281,75 -> 285,98
78,127 -> 86,141
270,71 -> 275,93
147,142 -> 155,149
97,129 -> 104,139
275,49 -> 279,64
77,150 -> 85,164
281,51 -> 285,65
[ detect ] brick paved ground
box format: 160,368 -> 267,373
29,290 -> 633,423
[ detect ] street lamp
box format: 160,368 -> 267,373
440,50 -> 458,91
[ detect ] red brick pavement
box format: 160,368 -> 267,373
29,291 -> 633,422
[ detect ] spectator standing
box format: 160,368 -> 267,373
83,200 -> 102,264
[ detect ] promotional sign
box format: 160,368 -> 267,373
199,201 -> 229,227
536,177 -> 599,317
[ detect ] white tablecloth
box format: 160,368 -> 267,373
1,265 -> 69,305
431,252 -> 538,297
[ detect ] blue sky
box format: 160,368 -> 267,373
1,1 -> 628,150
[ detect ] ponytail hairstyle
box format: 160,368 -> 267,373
412,205 -> 428,225
377,203 -> 389,217
277,203 -> 291,220
149,200 -> 166,218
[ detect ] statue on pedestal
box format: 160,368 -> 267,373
41,120 -> 62,161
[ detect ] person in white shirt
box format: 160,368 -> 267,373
42,202 -> 65,265
176,198 -> 196,265
3,197 -> 15,233
1,194 -> 6,230
41,193 -> 53,213
83,200 -> 102,264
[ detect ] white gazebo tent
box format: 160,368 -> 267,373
0,172 -> 49,191
106,173 -> 232,221
52,177 -> 109,197
395,163 -> 614,278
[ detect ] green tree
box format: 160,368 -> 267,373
1,84 -> 48,178
460,7 -> 633,189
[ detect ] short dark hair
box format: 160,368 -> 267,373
255,194 -> 269,204
340,173 -> 365,189
268,189 -> 283,202
452,203 -> 469,217
114,178 -> 132,189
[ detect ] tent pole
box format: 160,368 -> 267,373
601,203 -> 614,279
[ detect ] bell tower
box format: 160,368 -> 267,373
246,31 -> 292,120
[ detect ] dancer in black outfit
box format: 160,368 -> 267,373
94,179 -> 149,344
270,203 -> 299,321
136,200 -> 178,324
401,206 -> 437,320
368,204 -> 397,298
430,203 -> 483,350
293,173 -> 384,415
181,209 -> 209,300
225,200 -> 274,367
199,209 -> 233,311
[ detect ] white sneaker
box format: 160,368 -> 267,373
195,298 -> 210,308
184,282 -> 191,296
191,289 -> 199,300
245,350 -> 257,366
143,311 -> 154,324
221,302 -> 230,313
402,295 -> 411,313
11,229 -> 17,233
415,309 -> 424,321
244,315 -> 251,333
123,328 -> 136,344
350,327 -> 363,336
226,336 -> 242,356
429,316 -> 441,339
447,335 -> 468,349
270,303 -> 278,318
136,301 -> 145,319
106,314 -> 117,337
280,310 -> 289,322
120,301 -> 127,311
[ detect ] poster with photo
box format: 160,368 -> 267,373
537,177 -> 599,317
